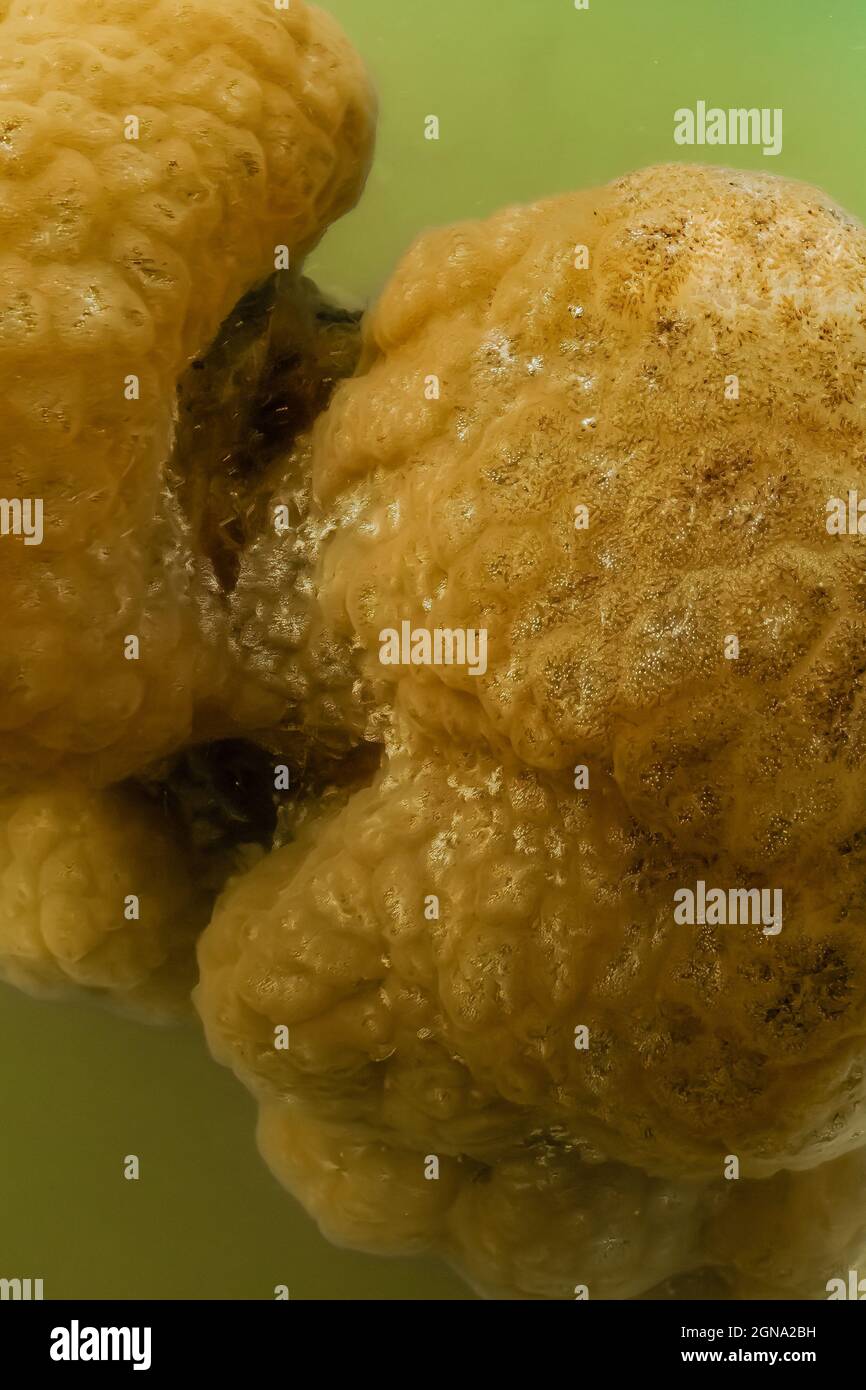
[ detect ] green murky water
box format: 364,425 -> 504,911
2,0 -> 865,1300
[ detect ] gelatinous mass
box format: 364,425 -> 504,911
1,0 -> 866,1299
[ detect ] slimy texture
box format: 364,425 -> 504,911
1,0 -> 865,1301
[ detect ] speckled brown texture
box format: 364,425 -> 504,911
196,164 -> 866,1297
313,164 -> 866,872
3,14 -> 866,1298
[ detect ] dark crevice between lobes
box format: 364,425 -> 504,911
168,271 -> 363,594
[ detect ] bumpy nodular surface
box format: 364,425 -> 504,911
2,0 -> 865,1299
0,0 -> 375,1010
197,164 -> 866,1298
